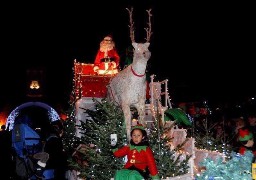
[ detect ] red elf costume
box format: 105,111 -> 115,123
112,124 -> 160,180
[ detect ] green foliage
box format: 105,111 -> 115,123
62,100 -> 81,155
193,116 -> 234,156
148,120 -> 192,178
63,97 -> 192,179
69,98 -> 126,179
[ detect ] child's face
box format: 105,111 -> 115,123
131,129 -> 144,144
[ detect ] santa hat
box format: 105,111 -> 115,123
131,124 -> 145,131
104,34 -> 113,40
238,128 -> 253,141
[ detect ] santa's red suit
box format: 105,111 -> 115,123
94,36 -> 120,75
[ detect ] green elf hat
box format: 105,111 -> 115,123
164,108 -> 192,126
131,124 -> 145,131
238,128 -> 253,141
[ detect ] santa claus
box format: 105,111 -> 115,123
93,35 -> 120,75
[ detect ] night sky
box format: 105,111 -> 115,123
1,1 -> 255,109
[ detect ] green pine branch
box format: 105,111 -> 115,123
63,97 -> 192,179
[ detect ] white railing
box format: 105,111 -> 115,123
149,74 -> 172,125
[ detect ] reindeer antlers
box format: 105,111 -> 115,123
145,9 -> 152,42
126,7 -> 153,43
126,7 -> 135,43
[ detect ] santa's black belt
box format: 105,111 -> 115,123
100,58 -> 114,62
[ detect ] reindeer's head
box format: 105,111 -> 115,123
126,7 -> 153,62
132,42 -> 151,61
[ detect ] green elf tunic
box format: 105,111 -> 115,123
113,144 -> 160,180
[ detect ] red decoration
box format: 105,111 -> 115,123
199,108 -> 208,115
74,62 -> 115,98
59,113 -> 67,121
79,75 -> 112,98
146,81 -> 150,99
188,105 -> 197,116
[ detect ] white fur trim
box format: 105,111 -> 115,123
37,161 -> 46,168
93,66 -> 99,72
98,69 -> 118,75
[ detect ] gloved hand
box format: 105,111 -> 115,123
93,65 -> 99,72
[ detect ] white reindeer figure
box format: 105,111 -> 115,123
107,7 -> 153,140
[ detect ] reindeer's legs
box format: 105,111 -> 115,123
134,102 -> 146,127
135,89 -> 146,127
122,104 -> 132,141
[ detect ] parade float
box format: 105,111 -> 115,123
70,58 -> 228,180
63,7 -> 253,180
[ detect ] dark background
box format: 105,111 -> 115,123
0,1 -> 255,110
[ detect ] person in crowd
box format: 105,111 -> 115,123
237,127 -> 256,157
234,116 -> 248,134
231,116 -> 249,152
214,124 -> 225,140
111,124 -> 160,180
44,120 -> 68,179
247,113 -> 256,141
0,124 -> 12,179
93,35 -> 120,75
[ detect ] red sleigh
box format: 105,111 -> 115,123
73,60 -> 117,98
73,60 -> 150,99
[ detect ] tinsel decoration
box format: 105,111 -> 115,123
196,151 -> 253,180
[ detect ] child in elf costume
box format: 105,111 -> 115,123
111,124 -> 160,180
237,127 -> 256,157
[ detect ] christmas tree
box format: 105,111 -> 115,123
64,98 -> 126,179
148,122 -> 192,178
63,98 -> 192,179
62,100 -> 80,155
185,101 -> 234,157
62,82 -> 81,156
